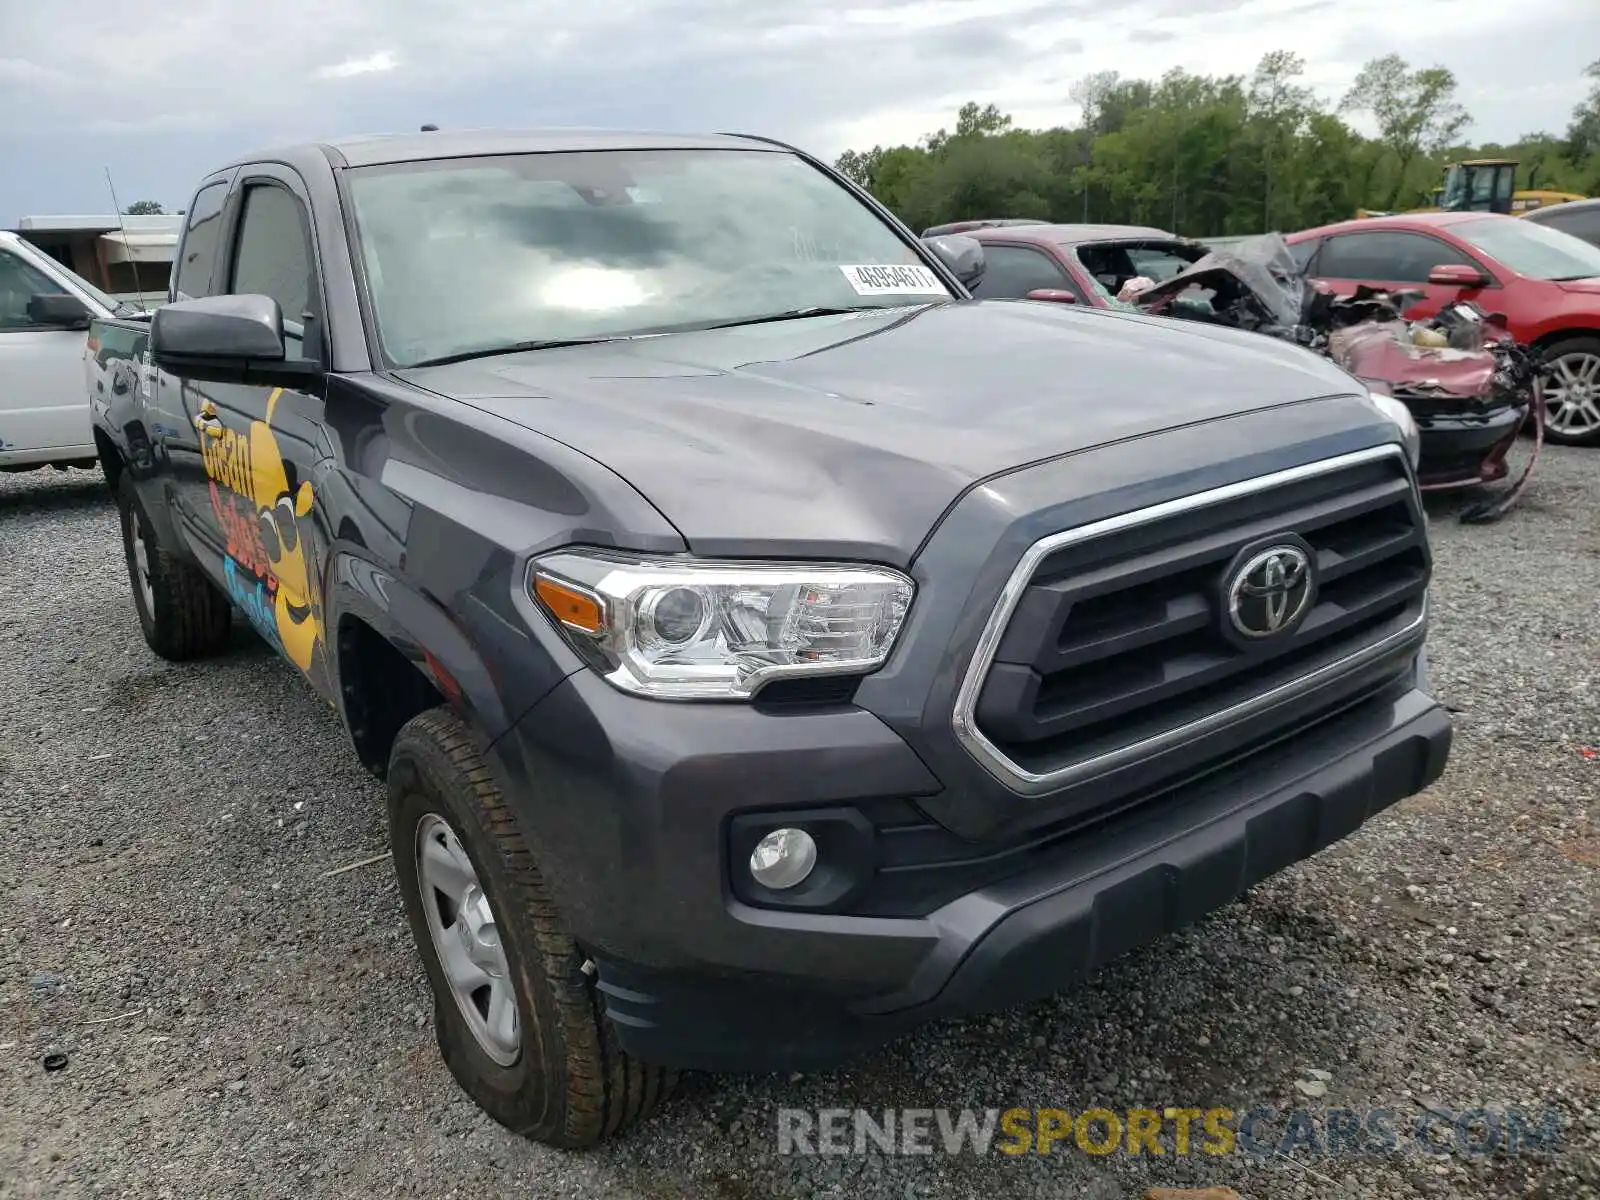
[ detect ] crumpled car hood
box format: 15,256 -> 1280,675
1329,321 -> 1498,399
397,299 -> 1364,560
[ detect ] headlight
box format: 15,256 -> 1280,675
528,550 -> 915,700
1366,389 -> 1421,469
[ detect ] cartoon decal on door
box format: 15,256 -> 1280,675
200,387 -> 325,673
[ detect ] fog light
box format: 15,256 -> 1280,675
748,828 -> 817,891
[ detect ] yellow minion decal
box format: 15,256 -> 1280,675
199,385 -> 325,675
248,388 -> 323,672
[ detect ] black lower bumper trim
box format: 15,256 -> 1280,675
596,690 -> 1451,1074
925,707 -> 1448,1018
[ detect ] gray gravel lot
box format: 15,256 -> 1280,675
2,452 -> 1597,1200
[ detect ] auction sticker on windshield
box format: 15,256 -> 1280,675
840,264 -> 947,295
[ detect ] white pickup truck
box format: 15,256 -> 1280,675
1,229 -> 143,473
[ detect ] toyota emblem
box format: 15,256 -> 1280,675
1226,544 -> 1315,639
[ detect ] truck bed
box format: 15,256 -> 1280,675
85,315 -> 153,415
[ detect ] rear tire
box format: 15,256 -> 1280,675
388,707 -> 676,1148
1538,336 -> 1600,447
116,473 -> 233,660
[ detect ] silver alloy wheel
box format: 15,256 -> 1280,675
415,813 -> 521,1066
126,505 -> 155,615
1542,350 -> 1600,438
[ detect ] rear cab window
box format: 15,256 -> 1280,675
174,182 -> 230,300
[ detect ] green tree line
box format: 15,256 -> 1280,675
834,53 -> 1600,239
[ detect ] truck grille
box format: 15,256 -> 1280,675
954,445 -> 1429,795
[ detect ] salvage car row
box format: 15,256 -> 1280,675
945,212 -> 1600,518
0,127 -> 1582,1151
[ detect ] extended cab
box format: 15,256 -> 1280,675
1,229 -> 138,472
89,130 -> 1451,1149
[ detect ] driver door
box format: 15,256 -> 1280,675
183,168 -> 337,698
0,246 -> 95,460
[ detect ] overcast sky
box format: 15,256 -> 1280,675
2,0 -> 1596,221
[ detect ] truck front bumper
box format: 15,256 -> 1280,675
488,659 -> 1450,1074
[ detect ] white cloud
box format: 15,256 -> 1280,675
0,0 -> 1595,214
316,50 -> 400,80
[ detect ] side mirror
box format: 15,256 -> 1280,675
150,294 -> 318,387
922,234 -> 986,289
1427,264 -> 1488,288
1026,288 -> 1078,305
28,292 -> 90,329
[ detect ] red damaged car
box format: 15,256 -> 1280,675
1120,233 -> 1544,519
1286,213 -> 1600,446
951,220 -> 1549,516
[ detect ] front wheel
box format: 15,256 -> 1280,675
115,473 -> 233,660
1539,336 -> 1600,447
387,707 -> 676,1148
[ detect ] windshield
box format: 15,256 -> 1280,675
7,240 -> 127,313
67,270 -> 125,313
346,148 -> 953,366
1452,216 -> 1600,280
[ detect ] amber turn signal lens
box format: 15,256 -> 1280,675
533,574 -> 605,634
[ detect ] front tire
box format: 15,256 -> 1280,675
1539,336 -> 1600,447
387,707 -> 675,1148
116,473 -> 233,660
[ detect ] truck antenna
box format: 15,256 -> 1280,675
102,167 -> 147,308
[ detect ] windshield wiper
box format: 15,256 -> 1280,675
405,303 -> 944,367
689,303 -> 940,333
1548,274 -> 1600,282
406,336 -> 633,368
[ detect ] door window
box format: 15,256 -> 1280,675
173,182 -> 229,300
970,243 -> 1078,299
228,183 -> 319,359
1315,232 -> 1477,283
1288,238 -> 1320,272
0,250 -> 76,331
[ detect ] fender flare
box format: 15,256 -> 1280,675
325,547 -> 526,743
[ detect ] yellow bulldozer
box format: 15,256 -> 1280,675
1355,158 -> 1587,220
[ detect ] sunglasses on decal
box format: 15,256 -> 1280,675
257,494 -> 299,562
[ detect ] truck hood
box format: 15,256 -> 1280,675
396,299 -> 1364,562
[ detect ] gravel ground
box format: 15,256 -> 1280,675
1,450 -> 1597,1200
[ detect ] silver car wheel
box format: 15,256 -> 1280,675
125,504 -> 155,615
1542,350 -> 1600,437
415,813 -> 521,1066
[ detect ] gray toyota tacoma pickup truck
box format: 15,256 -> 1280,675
87,128 -> 1449,1148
